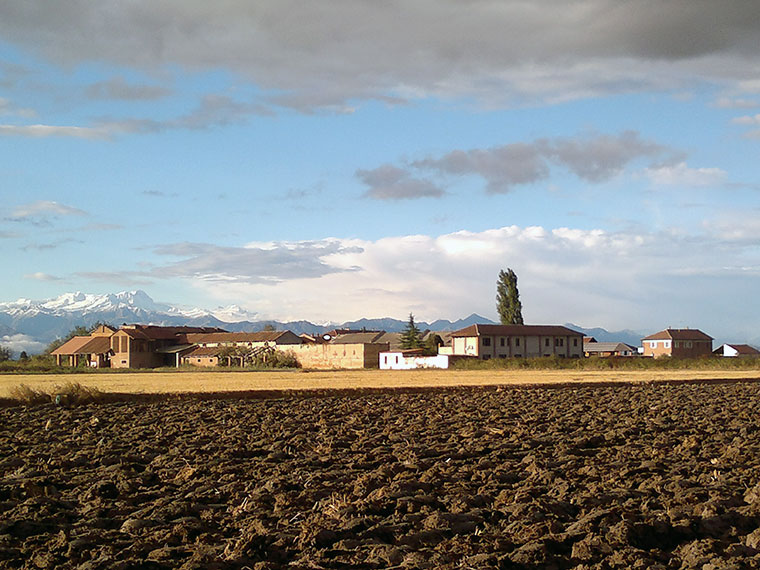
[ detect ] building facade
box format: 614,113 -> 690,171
641,328 -> 713,358
446,324 -> 584,359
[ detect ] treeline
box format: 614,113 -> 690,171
452,354 -> 760,371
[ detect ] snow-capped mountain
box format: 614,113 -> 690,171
0,290 -> 259,324
0,289 -> 500,354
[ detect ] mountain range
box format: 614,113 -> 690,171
0,290 -> 644,355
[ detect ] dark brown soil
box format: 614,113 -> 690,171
2,381 -> 760,569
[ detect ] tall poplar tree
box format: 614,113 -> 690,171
496,268 -> 524,325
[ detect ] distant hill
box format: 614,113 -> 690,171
0,289 -> 647,355
564,323 -> 644,347
0,290 -> 497,354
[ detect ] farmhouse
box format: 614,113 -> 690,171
713,343 -> 760,358
108,325 -> 227,368
444,324 -> 584,359
179,331 -> 302,367
51,324 -> 116,368
641,328 -> 713,358
583,341 -> 638,357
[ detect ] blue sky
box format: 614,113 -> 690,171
1,1 -> 759,342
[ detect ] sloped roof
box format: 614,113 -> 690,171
584,342 -> 636,353
642,328 -> 713,341
329,332 -> 388,344
51,335 -> 111,355
184,331 -> 290,344
451,324 -> 584,337
182,346 -> 225,357
716,344 -> 760,356
116,325 -> 227,340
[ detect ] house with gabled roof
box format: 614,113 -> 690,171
109,325 -> 227,368
583,341 -> 638,358
641,328 -> 713,358
445,324 -> 584,359
713,343 -> 760,358
51,325 -> 115,368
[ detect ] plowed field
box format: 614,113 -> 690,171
3,380 -> 760,568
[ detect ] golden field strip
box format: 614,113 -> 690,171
2,368 -> 760,398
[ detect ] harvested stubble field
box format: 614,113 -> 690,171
2,368 -> 760,399
3,378 -> 760,568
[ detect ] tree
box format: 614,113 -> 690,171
400,313 -> 423,349
19,351 -> 29,362
496,268 -> 524,325
0,346 -> 12,362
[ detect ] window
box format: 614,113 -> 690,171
500,338 -> 505,347
545,338 -> 550,347
483,337 -> 491,347
573,338 -> 578,347
555,338 -> 564,347
515,338 -> 520,347
664,341 -> 671,349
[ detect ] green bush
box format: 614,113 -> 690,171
450,355 -> 760,371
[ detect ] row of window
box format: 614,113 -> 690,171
482,337 -> 579,348
648,340 -> 696,349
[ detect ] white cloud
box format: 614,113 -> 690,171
1,333 -> 45,356
10,200 -> 87,220
732,114 -> 760,126
714,97 -> 758,109
0,124 -> 109,139
646,162 -> 727,187
156,223 -> 760,343
24,272 -> 62,281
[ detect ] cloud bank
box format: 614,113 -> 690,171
1,1 -> 758,111
85,222 -> 760,342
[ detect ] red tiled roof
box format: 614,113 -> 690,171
724,344 -> 760,355
184,331 -> 288,344
451,324 -> 584,337
51,336 -> 112,355
642,328 -> 713,341
182,346 -> 224,357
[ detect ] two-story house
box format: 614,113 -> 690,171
447,324 -> 584,359
641,328 -> 713,358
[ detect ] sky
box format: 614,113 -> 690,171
1,1 -> 759,342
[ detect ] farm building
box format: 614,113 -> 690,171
641,328 -> 713,358
51,324 -> 116,368
583,341 -> 638,357
379,349 -> 451,370
444,324 -> 584,359
713,344 -> 760,358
